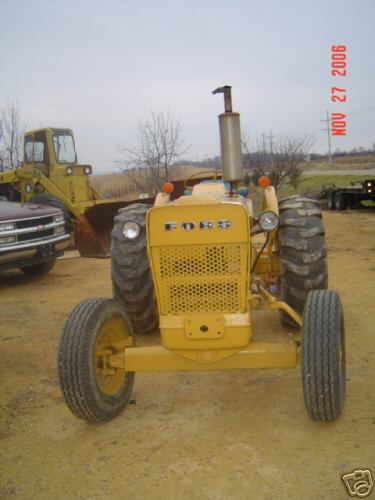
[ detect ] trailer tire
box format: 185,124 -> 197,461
58,297 -> 135,423
27,194 -> 72,230
301,290 -> 346,421
278,196 -> 328,328
335,191 -> 347,211
111,204 -> 159,335
327,192 -> 336,210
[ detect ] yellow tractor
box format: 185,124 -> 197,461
58,86 -> 346,422
0,127 -> 154,257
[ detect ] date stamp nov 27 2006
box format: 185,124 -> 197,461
331,44 -> 347,136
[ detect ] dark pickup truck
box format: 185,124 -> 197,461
0,201 -> 71,274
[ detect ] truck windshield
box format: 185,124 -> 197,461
53,134 -> 76,164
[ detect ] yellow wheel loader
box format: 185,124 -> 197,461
58,86 -> 346,422
0,127 -> 156,257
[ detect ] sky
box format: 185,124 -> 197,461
0,0 -> 374,173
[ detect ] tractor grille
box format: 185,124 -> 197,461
152,244 -> 248,314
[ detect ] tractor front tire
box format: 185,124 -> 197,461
278,196 -> 328,327
301,290 -> 346,421
58,298 -> 135,423
111,204 -> 158,335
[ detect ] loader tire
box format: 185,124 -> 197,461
278,196 -> 327,328
111,204 -> 158,335
58,297 -> 135,423
301,290 -> 346,421
27,194 -> 72,231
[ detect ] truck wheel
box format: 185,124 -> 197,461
20,260 -> 55,275
28,194 -> 71,230
58,298 -> 135,423
334,191 -> 347,211
301,290 -> 346,421
278,196 -> 328,328
111,204 -> 158,335
327,192 -> 336,210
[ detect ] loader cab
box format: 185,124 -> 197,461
24,130 -> 51,176
23,128 -> 92,203
24,128 -> 77,175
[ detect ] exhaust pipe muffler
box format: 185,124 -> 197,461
213,85 -> 244,184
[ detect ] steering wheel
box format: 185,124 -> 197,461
184,170 -> 223,192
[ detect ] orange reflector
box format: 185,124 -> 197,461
163,182 -> 174,194
258,176 -> 271,188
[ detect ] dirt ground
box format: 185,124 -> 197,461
1,210 -> 375,499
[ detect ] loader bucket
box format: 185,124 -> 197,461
74,198 -> 153,257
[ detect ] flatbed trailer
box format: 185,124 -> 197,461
323,178 -> 375,210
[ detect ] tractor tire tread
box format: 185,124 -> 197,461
302,290 -> 345,421
278,196 -> 328,327
58,297 -> 135,423
111,204 -> 159,335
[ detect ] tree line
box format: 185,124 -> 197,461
0,99 -> 25,171
2,99 -> 373,193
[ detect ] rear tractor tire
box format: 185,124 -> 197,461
301,290 -> 346,421
111,204 -> 159,335
278,196 -> 328,328
58,298 -> 135,423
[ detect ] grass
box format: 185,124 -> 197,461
302,153 -> 375,170
90,165 -> 201,199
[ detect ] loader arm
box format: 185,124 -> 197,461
0,170 -> 18,183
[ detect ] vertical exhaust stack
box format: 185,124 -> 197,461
212,85 -> 244,186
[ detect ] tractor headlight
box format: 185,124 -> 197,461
258,210 -> 279,231
66,166 -> 73,175
122,221 -> 140,240
84,166 -> 92,175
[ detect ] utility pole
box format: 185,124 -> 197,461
268,130 -> 274,155
261,133 -> 267,153
321,111 -> 332,164
268,130 -> 274,165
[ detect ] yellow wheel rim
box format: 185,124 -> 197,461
95,315 -> 130,396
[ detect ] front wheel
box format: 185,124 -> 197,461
301,290 -> 346,421
20,259 -> 55,275
58,298 -> 135,422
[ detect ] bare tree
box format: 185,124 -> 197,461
242,133 -> 315,189
0,99 -> 25,171
117,112 -> 185,194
